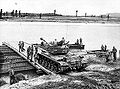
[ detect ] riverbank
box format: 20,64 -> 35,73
2,60 -> 120,89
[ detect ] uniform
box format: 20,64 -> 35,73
112,46 -> 117,61
9,69 -> 15,85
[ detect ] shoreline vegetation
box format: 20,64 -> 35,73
0,16 -> 120,24
0,9 -> 120,23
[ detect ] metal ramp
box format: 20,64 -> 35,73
2,42 -> 55,75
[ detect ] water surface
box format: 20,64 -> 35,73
0,22 -> 120,56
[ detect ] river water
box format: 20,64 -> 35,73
0,22 -> 120,56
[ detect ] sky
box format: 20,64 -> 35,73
0,0 -> 120,16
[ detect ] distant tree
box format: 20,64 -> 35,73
54,10 -> 56,15
19,10 -> 21,17
6,11 -> 8,16
0,9 -> 2,18
85,13 -> 87,17
107,14 -> 110,21
11,10 -> 14,17
3,12 -> 5,16
39,13 -> 42,19
76,10 -> 78,17
101,15 -> 103,18
15,10 -> 17,17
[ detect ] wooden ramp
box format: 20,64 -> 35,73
2,42 -> 55,75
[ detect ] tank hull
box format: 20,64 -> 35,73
68,44 -> 85,49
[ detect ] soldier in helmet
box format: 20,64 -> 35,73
18,41 -> 22,52
104,45 -> 107,51
27,46 -> 31,60
75,39 -> 79,45
9,69 -> 15,85
58,37 -> 65,46
80,38 -> 83,45
61,37 -> 65,45
21,41 -> 25,52
101,44 -> 104,51
112,46 -> 117,62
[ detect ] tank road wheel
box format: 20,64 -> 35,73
44,61 -> 47,68
40,59 -> 43,65
57,66 -> 61,73
45,61 -> 48,68
42,60 -> 45,66
52,64 -> 57,73
43,61 -> 46,68
49,62 -> 53,71
51,64 -> 54,72
39,59 -> 42,64
47,62 -> 50,69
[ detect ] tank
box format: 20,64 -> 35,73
34,45 -> 87,73
35,52 -> 70,73
32,38 -> 87,73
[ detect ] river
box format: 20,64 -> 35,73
0,22 -> 120,56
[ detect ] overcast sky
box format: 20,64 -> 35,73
0,0 -> 120,15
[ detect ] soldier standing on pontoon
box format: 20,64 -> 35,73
21,41 -> 25,52
18,41 -> 25,52
112,46 -> 117,62
104,45 -> 107,51
18,41 -> 22,52
34,45 -> 38,63
80,38 -> 83,45
27,46 -> 31,60
75,39 -> 79,45
101,44 -> 104,51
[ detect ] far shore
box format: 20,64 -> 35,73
0,16 -> 120,24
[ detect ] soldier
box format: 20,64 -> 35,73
41,41 -> 44,46
80,38 -> 82,45
101,45 -> 104,51
21,41 -> 25,52
18,41 -> 22,52
53,39 -> 58,46
58,37 -> 65,46
112,46 -> 117,62
9,69 -> 15,85
104,45 -> 107,51
106,51 -> 110,62
27,46 -> 31,60
35,45 -> 38,54
75,39 -> 79,45
61,37 -> 65,45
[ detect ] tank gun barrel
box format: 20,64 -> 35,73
40,38 -> 50,46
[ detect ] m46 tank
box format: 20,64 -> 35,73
34,45 -> 87,73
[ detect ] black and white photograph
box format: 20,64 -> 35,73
0,0 -> 120,89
